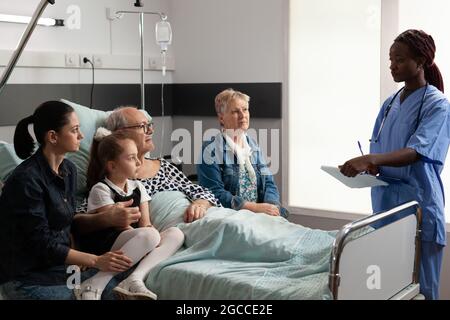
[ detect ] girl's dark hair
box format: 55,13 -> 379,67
86,130 -> 139,190
13,101 -> 74,159
395,29 -> 444,93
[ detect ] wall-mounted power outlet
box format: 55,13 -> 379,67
80,55 -> 93,68
65,53 -> 79,67
92,55 -> 103,68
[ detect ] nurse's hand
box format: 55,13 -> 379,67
339,155 -> 378,177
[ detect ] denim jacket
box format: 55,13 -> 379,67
0,148 -> 76,284
197,134 -> 288,218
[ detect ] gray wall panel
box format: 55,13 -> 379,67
0,83 -> 281,125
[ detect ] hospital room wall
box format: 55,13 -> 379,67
168,0 -> 286,197
0,0 -> 174,156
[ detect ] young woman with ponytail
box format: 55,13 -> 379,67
340,30 -> 450,299
0,101 -> 134,299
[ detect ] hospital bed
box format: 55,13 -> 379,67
143,196 -> 421,300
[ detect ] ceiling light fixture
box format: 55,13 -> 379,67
0,13 -> 64,27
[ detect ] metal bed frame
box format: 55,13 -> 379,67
329,200 -> 422,300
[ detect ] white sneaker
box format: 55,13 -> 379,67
73,285 -> 102,300
113,278 -> 157,300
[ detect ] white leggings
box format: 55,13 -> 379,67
81,226 -> 184,292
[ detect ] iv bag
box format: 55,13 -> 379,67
155,20 -> 172,52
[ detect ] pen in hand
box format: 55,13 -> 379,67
357,141 -> 368,175
358,140 -> 364,156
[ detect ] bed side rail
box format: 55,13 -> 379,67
328,200 -> 422,299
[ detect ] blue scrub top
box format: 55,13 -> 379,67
370,85 -> 450,245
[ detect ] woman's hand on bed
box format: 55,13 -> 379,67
184,203 -> 207,223
243,202 -> 280,216
95,250 -> 133,272
255,203 -> 280,216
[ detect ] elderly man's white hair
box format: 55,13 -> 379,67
105,107 -> 132,131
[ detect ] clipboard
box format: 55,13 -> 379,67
321,166 -> 398,189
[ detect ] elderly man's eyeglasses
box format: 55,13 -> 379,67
120,122 -> 154,134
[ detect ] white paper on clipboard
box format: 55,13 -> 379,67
321,166 -> 389,188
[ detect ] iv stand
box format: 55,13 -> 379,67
114,10 -> 167,110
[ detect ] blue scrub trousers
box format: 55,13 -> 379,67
420,241 -> 444,300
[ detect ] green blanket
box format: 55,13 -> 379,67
145,191 -> 336,300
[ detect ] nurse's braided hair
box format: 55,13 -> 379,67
395,29 -> 444,93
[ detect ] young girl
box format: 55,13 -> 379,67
76,128 -> 184,300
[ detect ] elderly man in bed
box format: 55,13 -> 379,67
73,106 -> 221,233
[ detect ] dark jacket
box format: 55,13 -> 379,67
0,148 -> 76,284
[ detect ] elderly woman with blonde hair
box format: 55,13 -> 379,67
197,88 -> 288,218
